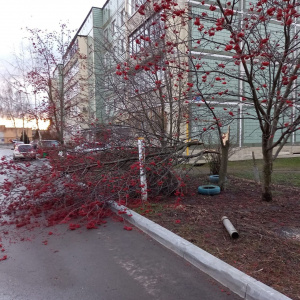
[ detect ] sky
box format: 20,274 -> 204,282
0,0 -> 106,128
0,0 -> 106,71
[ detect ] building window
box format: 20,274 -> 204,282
119,38 -> 125,54
64,39 -> 79,64
130,0 -> 146,15
120,8 -> 125,26
65,81 -> 80,101
88,43 -> 93,55
128,13 -> 164,55
104,29 -> 108,41
111,20 -> 116,36
113,46 -> 117,57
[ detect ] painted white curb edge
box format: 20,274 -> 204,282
109,201 -> 291,300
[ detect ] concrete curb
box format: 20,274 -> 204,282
110,201 -> 292,300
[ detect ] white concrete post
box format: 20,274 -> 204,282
138,137 -> 148,202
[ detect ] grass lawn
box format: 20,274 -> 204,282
226,157 -> 300,186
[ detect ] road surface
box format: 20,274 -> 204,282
0,146 -> 241,300
0,221 -> 242,300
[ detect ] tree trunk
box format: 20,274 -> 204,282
261,148 -> 273,202
219,141 -> 229,190
219,126 -> 230,191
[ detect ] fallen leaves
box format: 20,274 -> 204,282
123,226 -> 133,231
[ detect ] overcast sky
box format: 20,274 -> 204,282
0,0 -> 106,71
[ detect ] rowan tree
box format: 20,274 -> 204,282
1,0 -> 299,235
111,0 -> 300,201
92,2 -> 211,158
22,24 -> 92,143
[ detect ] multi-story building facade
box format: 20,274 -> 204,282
60,0 -> 300,157
63,35 -> 89,137
52,7 -> 103,141
189,1 -> 300,148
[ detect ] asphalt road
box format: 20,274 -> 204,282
0,146 -> 241,300
0,221 -> 241,300
0,147 -> 49,203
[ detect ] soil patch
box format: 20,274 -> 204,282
128,175 -> 300,300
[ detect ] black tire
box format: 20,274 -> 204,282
198,185 -> 220,195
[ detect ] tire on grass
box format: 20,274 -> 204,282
209,175 -> 219,183
198,185 -> 220,195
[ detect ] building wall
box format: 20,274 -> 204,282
64,0 -> 300,157
188,0 -> 300,147
77,7 -> 106,124
100,0 -> 126,123
62,35 -> 89,139
59,7 -> 104,140
0,125 -> 32,143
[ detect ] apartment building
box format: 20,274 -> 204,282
63,35 -> 90,138
60,0 -> 300,156
52,7 -> 103,141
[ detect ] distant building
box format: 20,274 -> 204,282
0,125 -> 32,143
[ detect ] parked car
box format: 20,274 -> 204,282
13,144 -> 36,160
11,140 -> 24,150
35,140 -> 61,158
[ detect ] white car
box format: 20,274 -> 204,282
13,144 -> 37,160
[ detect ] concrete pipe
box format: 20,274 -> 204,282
221,216 -> 239,239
